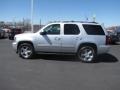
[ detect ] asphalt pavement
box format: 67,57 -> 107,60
0,39 -> 120,90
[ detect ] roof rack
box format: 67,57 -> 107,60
48,21 -> 98,24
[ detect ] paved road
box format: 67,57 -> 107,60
0,39 -> 120,90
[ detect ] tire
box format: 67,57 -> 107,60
0,34 -> 1,39
18,43 -> 34,59
77,46 -> 96,63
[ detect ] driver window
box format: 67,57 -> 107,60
43,24 -> 60,35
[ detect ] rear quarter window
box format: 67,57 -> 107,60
83,24 -> 105,35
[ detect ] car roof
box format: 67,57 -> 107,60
48,21 -> 99,25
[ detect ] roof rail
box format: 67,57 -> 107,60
48,21 -> 98,24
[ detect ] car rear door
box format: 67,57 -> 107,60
61,24 -> 81,53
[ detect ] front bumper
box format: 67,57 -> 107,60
12,42 -> 18,53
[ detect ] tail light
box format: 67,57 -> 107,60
106,35 -> 111,45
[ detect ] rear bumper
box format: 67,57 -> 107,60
98,45 -> 110,54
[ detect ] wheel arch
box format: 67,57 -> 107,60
77,42 -> 97,54
17,41 -> 34,52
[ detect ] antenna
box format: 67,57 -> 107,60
92,14 -> 96,22
31,0 -> 34,33
85,16 -> 89,21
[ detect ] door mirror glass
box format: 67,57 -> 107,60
40,31 -> 46,35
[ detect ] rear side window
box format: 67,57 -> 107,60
64,24 -> 80,35
83,24 -> 105,35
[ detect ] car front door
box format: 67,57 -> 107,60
37,24 -> 61,52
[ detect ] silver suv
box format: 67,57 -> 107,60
12,21 -> 110,63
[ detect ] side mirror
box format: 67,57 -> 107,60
40,31 -> 46,35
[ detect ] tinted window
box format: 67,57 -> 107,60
43,24 -> 60,35
83,24 -> 105,35
64,24 -> 80,35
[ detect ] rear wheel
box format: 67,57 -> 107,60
77,46 -> 96,63
18,43 -> 34,59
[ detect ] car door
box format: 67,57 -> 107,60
37,24 -> 62,52
61,24 -> 81,53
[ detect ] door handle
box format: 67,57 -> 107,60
80,37 -> 82,40
76,37 -> 79,40
76,37 -> 82,40
55,37 -> 61,40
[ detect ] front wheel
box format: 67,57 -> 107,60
18,43 -> 34,59
77,46 -> 96,63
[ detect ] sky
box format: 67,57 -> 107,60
0,0 -> 120,27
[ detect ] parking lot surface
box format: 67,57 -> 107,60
0,39 -> 120,90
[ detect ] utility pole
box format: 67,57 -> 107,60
23,18 -> 25,32
23,18 -> 24,26
40,19 -> 41,29
31,0 -> 34,32
13,17 -> 16,28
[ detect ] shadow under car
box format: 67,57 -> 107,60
31,53 -> 118,63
